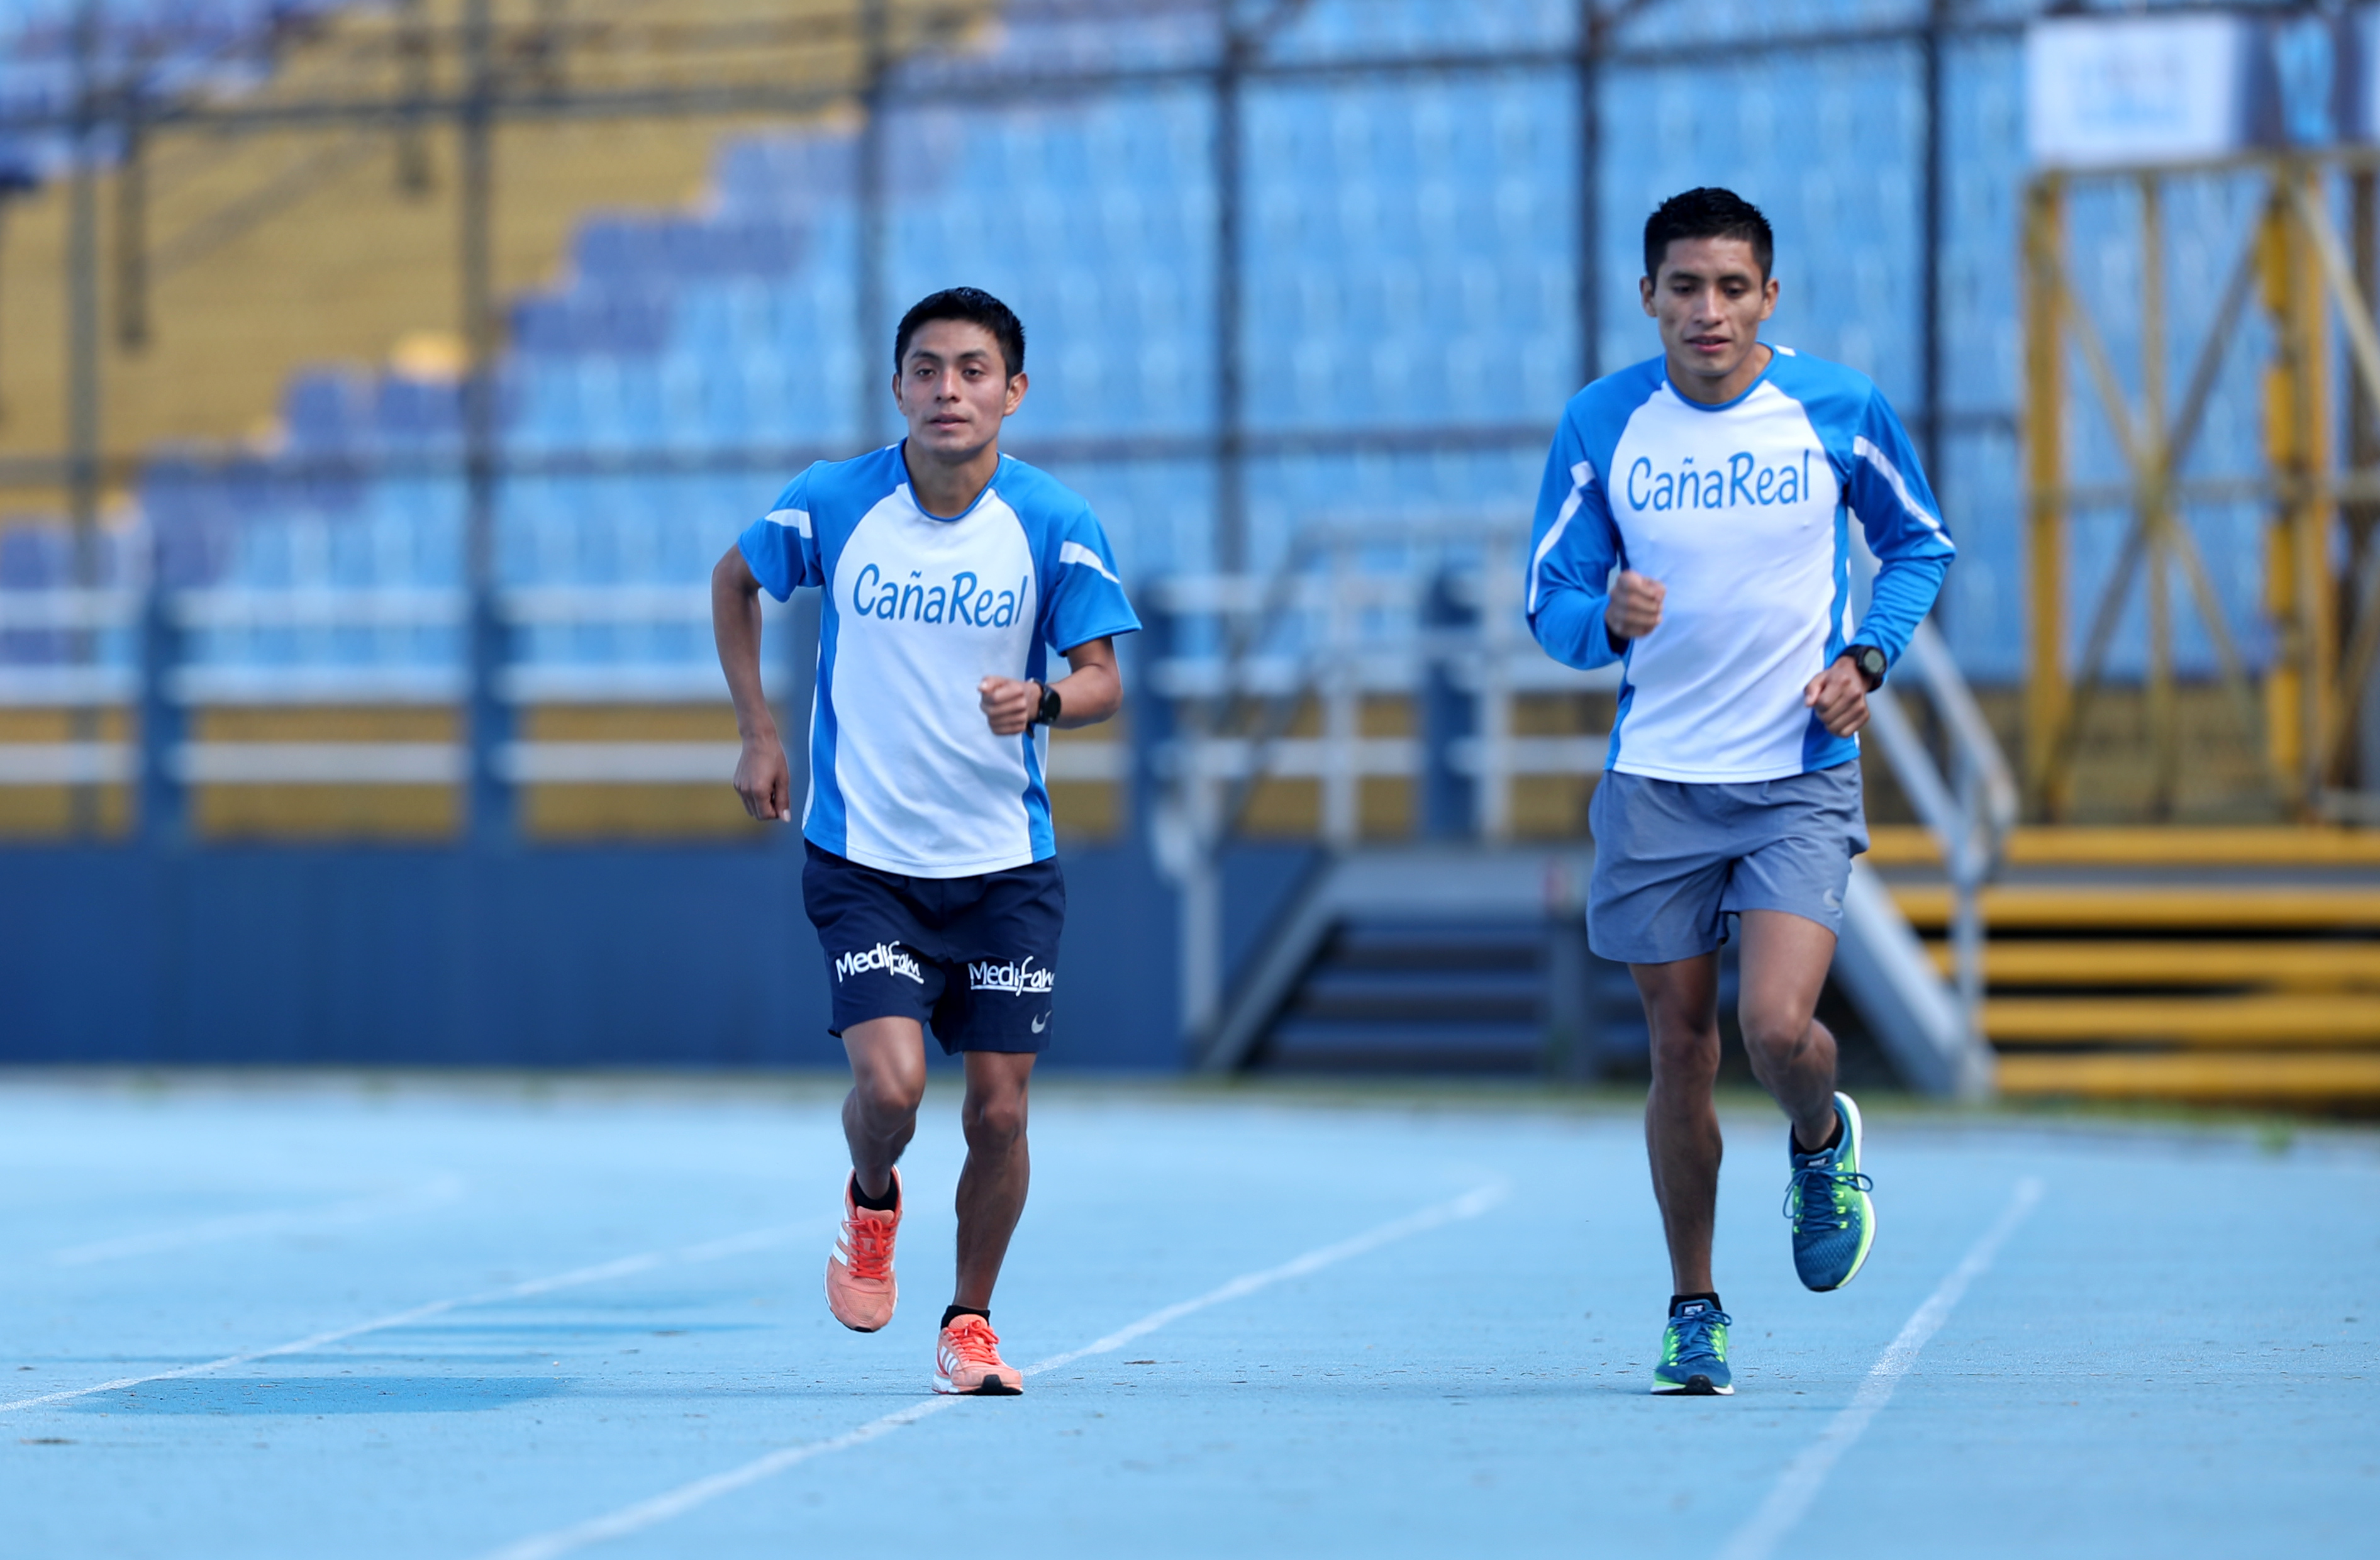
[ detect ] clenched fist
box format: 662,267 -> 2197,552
979,676 -> 1041,737
1605,570 -> 1665,645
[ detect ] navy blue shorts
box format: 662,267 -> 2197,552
801,842 -> 1065,1054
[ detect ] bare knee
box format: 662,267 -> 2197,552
1649,1021 -> 1721,1089
1738,1003 -> 1814,1073
962,1088 -> 1027,1152
854,1062 -> 926,1123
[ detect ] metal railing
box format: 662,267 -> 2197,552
0,577 -> 1132,818
1150,520 -> 2017,1089
0,582 -> 793,805
1147,520 -> 1618,1036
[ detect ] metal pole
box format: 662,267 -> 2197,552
396,0 -> 433,196
115,67 -> 150,352
2140,174 -> 2174,818
856,0 -> 887,449
2021,176 -> 2067,818
2353,168 -> 2378,788
1577,0 -> 1600,386
1214,12 -> 1247,574
67,0 -> 103,837
460,0 -> 509,846
1919,0 -> 1945,477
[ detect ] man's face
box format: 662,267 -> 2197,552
1639,237 -> 1779,391
892,320 -> 1026,459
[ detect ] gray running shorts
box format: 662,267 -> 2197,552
1585,760 -> 1869,966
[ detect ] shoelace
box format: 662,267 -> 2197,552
1782,1163 -> 1874,1232
840,1211 -> 896,1281
1668,1307 -> 1732,1361
943,1315 -> 1004,1367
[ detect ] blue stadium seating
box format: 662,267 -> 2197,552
0,1 -> 2280,699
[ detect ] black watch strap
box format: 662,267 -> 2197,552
1032,682 -> 1063,726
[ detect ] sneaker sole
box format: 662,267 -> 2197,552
933,1374 -> 1023,1397
1650,1376 -> 1733,1396
1804,1092 -> 1877,1293
824,1269 -> 893,1334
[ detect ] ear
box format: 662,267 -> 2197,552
1638,274 -> 1657,318
1003,370 -> 1029,416
1757,276 -> 1780,323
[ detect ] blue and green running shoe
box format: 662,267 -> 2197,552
1786,1091 -> 1876,1291
1652,1298 -> 1732,1396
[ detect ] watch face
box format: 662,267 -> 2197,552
1857,647 -> 1886,677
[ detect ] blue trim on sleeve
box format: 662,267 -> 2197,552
803,590 -> 848,856
1526,362 -> 1664,672
1603,667 -> 1636,772
1766,353 -> 1954,676
1022,634 -> 1055,860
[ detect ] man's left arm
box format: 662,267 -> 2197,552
1842,389 -> 1955,674
1806,390 -> 1957,736
980,637 -> 1121,735
981,506 -> 1140,736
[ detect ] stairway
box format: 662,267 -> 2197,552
1255,916 -> 1647,1076
1872,827 -> 2380,1107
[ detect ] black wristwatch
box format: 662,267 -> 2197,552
1847,644 -> 1887,690
1031,682 -> 1063,726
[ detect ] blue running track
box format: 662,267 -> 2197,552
4,1077 -> 2373,1557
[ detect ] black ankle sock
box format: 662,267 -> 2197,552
941,1305 -> 989,1330
1794,1117 -> 1843,1156
1669,1292 -> 1722,1316
850,1174 -> 899,1213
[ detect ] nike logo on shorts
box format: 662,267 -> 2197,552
1031,1013 -> 1048,1034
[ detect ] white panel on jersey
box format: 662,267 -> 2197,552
1606,382 -> 1838,783
826,489 -> 1040,875
1057,540 -> 1120,584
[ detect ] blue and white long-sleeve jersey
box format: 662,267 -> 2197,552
1526,349 -> 1954,782
738,443 -> 1140,878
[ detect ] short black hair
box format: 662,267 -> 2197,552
1643,187 -> 1774,282
894,287 -> 1026,377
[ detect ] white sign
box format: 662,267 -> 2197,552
2027,14 -> 2252,169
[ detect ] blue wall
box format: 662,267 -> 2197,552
0,838 -> 1182,1070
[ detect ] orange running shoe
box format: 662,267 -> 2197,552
824,1169 -> 901,1333
934,1313 -> 1023,1396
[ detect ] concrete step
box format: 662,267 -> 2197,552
1293,967 -> 1542,1023
1264,1019 -> 1549,1074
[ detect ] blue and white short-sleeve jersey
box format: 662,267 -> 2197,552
738,443 -> 1140,878
1525,348 -> 1954,783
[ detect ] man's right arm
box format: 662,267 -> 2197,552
1525,414 -> 1632,671
711,544 -> 792,823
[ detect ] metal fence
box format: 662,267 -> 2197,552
0,0 -> 2329,842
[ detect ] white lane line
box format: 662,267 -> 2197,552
0,1221 -> 812,1415
50,1173 -> 469,1266
481,1179 -> 1511,1560
1714,1176 -> 2047,1560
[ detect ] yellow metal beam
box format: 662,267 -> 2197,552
1868,822 -> 2380,866
1995,1050 -> 2380,1101
1892,883 -> 2380,930
2023,176 -> 2068,818
1986,992 -> 2380,1044
1926,939 -> 2380,989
